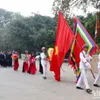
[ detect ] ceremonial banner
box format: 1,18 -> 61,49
69,17 -> 98,82
50,12 -> 74,81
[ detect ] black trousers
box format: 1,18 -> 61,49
39,61 -> 43,74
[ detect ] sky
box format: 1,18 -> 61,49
0,0 -> 97,17
0,0 -> 54,17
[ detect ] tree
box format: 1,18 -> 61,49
0,9 -> 22,28
7,14 -> 56,53
52,0 -> 100,17
0,8 -> 99,53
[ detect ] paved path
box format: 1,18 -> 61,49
0,60 -> 100,100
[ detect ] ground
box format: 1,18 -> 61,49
0,60 -> 100,100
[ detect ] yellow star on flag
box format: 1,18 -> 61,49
55,46 -> 58,55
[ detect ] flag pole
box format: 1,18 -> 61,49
90,69 -> 95,79
61,67 -> 65,72
94,12 -> 99,39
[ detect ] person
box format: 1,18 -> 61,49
22,51 -> 30,73
93,52 -> 100,87
40,47 -> 47,79
9,51 -> 12,67
2,51 -> 7,67
35,53 -> 43,74
0,52 -> 2,67
12,51 -> 19,71
6,51 -> 12,67
28,53 -> 37,74
39,55 -> 43,74
0,52 -> 4,67
76,44 -> 93,94
12,51 -> 15,67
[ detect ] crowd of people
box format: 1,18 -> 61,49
0,47 -> 48,79
12,47 -> 48,79
1,45 -> 100,94
0,51 -> 12,67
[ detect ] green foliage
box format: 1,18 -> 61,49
6,14 -> 56,53
0,8 -> 100,54
98,43 -> 100,48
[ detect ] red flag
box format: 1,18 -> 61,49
50,12 -> 74,81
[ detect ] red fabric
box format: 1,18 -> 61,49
23,62 -> 29,72
29,64 -> 37,74
73,33 -> 85,68
74,17 -> 98,55
69,32 -> 96,71
68,17 -> 98,71
50,12 -> 74,81
28,57 -> 37,74
14,59 -> 19,71
69,32 -> 98,71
